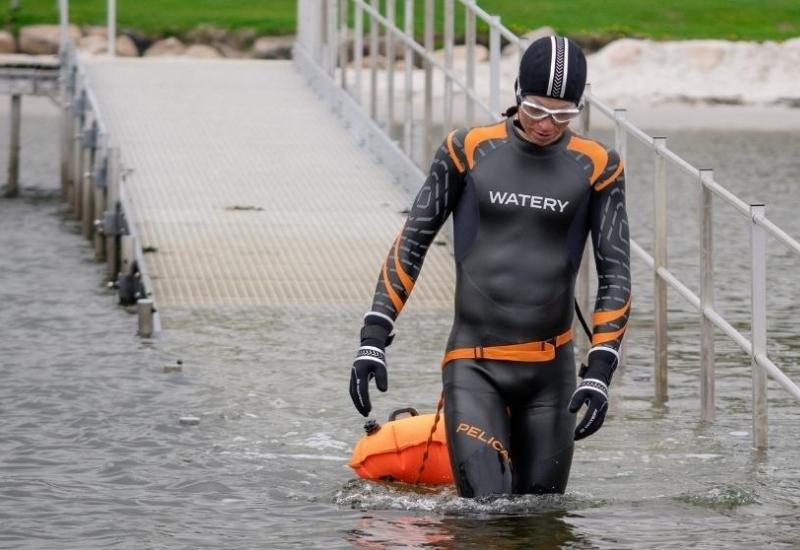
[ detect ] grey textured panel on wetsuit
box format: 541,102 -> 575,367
589,150 -> 631,350
83,58 -> 455,310
370,132 -> 465,320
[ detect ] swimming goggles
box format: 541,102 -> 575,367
519,97 -> 583,124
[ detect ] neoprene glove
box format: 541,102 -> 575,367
349,314 -> 394,417
569,347 -> 619,440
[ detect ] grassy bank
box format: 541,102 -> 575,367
5,0 -> 799,43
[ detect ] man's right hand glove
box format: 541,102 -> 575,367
349,313 -> 394,417
569,346 -> 619,440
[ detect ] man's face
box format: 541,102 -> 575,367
516,95 -> 577,146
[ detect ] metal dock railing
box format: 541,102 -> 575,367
295,0 -> 800,450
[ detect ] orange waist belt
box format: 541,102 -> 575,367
441,328 -> 573,367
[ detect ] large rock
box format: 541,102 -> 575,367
78,33 -> 139,56
84,25 -> 108,38
115,35 -> 139,57
144,37 -> 186,57
252,36 -> 294,59
0,31 -> 15,54
502,26 -> 555,57
185,44 -> 223,59
79,34 -> 108,55
19,24 -> 82,55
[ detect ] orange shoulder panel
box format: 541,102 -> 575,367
446,130 -> 465,174
567,135 -> 608,185
464,121 -> 508,170
594,161 -> 624,192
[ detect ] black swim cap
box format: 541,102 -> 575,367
517,36 -> 587,106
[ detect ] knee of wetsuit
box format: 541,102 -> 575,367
454,446 -> 513,498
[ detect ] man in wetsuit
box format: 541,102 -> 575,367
349,36 -> 631,498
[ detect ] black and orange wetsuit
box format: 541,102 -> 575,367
365,116 -> 631,497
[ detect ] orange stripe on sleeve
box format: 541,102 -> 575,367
382,258 -> 404,313
594,161 -> 624,192
464,122 -> 507,169
567,136 -> 608,185
592,296 -> 632,326
446,131 -> 465,174
393,235 -> 414,295
592,326 -> 626,346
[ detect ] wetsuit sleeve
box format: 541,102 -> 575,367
366,130 -> 468,322
589,149 -> 631,352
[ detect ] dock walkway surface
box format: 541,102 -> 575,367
84,58 -> 454,312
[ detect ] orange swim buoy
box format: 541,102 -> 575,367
348,408 -> 453,485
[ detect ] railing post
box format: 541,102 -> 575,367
749,203 -> 768,450
107,0 -> 116,57
105,147 -> 122,280
81,120 -> 98,239
312,0 -> 324,63
653,136 -> 669,403
613,108 -> 628,370
354,0 -> 364,103
385,0 -> 396,131
72,90 -> 87,219
489,16 -> 501,115
93,144 -> 108,260
423,0 -> 434,159
465,0 -> 476,126
60,48 -> 74,199
443,0 -> 454,132
580,83 -> 591,135
327,0 -> 338,77
577,238 -> 592,363
575,83 -> 592,362
699,168 -> 715,422
58,0 -> 69,49
138,298 -> 154,337
4,94 -> 22,198
339,0 -> 348,89
369,0 -> 379,119
403,0 -> 414,156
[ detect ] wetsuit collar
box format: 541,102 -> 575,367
507,116 -> 571,157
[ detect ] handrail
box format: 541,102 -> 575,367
355,0 -> 496,118
298,0 -> 800,450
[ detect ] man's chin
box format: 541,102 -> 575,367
530,132 -> 558,146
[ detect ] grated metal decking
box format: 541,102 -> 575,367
84,58 -> 455,311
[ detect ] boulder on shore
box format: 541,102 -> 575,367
144,37 -> 186,57
79,34 -> 139,57
252,36 -> 294,59
19,24 -> 82,55
0,31 -> 15,54
185,44 -> 223,59
79,34 -> 108,55
115,35 -> 139,57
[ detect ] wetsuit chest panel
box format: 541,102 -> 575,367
464,144 -> 588,301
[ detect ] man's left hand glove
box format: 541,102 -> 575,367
569,347 -> 619,441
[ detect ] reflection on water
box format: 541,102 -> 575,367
347,509 -> 589,550
1,98 -> 799,549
